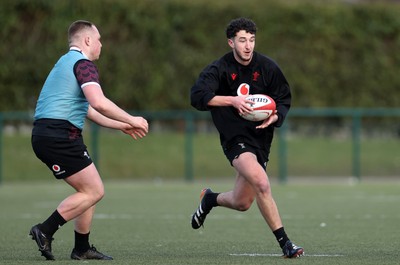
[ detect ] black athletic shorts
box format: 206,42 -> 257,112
31,135 -> 93,179
223,141 -> 270,170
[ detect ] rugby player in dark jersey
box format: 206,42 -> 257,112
190,17 -> 303,258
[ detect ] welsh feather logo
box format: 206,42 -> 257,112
252,71 -> 260,81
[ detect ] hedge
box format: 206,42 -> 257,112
0,0 -> 399,111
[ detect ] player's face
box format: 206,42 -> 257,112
88,26 -> 102,61
228,30 -> 255,66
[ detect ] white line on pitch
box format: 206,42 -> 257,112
230,253 -> 344,257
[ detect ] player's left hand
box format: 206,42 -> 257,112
256,110 -> 278,129
122,127 -> 147,139
121,120 -> 148,140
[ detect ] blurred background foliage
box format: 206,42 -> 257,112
0,0 -> 399,111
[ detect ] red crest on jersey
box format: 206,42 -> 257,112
252,71 -> 260,81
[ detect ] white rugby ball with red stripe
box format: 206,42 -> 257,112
240,94 -> 276,122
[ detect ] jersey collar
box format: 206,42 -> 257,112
69,46 -> 89,59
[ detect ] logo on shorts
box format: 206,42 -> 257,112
238,143 -> 246,149
83,151 -> 90,159
51,164 -> 65,176
52,165 -> 61,172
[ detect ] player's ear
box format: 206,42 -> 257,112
228,38 -> 235,49
84,36 -> 91,46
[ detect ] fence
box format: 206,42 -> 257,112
276,108 -> 400,182
0,108 -> 399,184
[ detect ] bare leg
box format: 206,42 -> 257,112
74,206 -> 96,234
59,163 -> 104,233
217,152 -> 283,231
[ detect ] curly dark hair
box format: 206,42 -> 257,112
225,17 -> 257,39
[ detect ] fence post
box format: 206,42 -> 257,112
352,112 -> 362,181
90,122 -> 100,168
0,114 -> 3,185
277,121 -> 288,184
184,112 -> 194,182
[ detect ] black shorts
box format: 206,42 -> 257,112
223,141 -> 270,170
31,135 -> 93,179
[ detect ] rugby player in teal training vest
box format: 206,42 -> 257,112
30,20 -> 148,260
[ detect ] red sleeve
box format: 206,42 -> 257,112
73,59 -> 100,87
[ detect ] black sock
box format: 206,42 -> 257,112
40,210 -> 67,237
74,231 -> 90,253
204,192 -> 219,210
273,227 -> 290,248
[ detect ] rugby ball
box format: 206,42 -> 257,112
240,94 -> 276,121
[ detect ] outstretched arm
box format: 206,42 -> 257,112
86,106 -> 146,139
83,84 -> 148,139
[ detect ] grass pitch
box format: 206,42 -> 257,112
0,180 -> 399,264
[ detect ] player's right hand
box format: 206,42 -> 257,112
123,117 -> 148,139
233,95 -> 253,115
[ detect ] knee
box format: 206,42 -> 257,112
96,187 -> 105,202
90,185 -> 105,204
254,180 -> 272,196
96,189 -> 105,202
